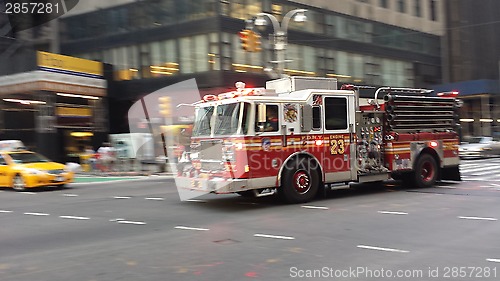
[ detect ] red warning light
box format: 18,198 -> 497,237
437,91 -> 459,97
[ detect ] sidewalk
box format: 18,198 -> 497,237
73,159 -> 176,184
73,170 -> 174,184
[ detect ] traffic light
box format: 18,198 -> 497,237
253,32 -> 262,52
159,96 -> 172,117
239,29 -> 262,52
239,29 -> 251,51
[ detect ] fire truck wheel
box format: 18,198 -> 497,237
280,158 -> 319,203
413,153 -> 438,188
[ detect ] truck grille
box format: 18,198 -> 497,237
199,139 -> 224,171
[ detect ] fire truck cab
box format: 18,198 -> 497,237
175,77 -> 461,203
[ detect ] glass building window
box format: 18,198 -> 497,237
303,46 -> 315,73
364,56 -> 382,85
324,14 -> 336,36
230,0 -> 246,20
247,0 -> 262,18
397,0 -> 406,13
220,0 -> 229,16
429,0 -> 438,21
271,3 -> 282,20
379,0 -> 388,8
180,37 -> 194,74
194,35 -> 209,72
209,33 -> 220,71
414,0 -> 422,17
318,49 -> 336,77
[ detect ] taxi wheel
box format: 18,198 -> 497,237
12,174 -> 27,191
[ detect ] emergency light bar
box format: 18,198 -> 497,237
201,81 -> 265,102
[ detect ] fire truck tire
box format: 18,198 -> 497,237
279,158 -> 319,203
413,153 -> 438,188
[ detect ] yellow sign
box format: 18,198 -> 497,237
56,107 -> 92,117
37,51 -> 103,77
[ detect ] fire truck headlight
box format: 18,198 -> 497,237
429,141 -> 439,148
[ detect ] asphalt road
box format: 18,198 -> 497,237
0,171 -> 499,281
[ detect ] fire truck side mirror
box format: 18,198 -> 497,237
301,104 -> 312,132
257,103 -> 267,123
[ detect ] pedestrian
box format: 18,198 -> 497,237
97,142 -> 116,172
85,146 -> 97,171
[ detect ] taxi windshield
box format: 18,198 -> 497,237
8,152 -> 50,164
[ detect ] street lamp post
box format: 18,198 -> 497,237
254,9 -> 307,78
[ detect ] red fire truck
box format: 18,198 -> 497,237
174,77 -> 461,203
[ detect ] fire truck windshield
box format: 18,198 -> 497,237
192,102 -> 251,137
214,103 -> 240,135
192,106 -> 214,137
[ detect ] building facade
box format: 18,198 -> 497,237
437,0 -> 500,138
1,0 -> 448,160
57,0 -> 445,134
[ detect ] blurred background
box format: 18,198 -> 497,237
0,0 -> 499,163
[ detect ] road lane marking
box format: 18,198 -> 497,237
63,194 -> 79,197
59,216 -> 90,220
113,196 -> 131,199
301,205 -> 329,210
0,210 -> 13,213
145,197 -> 164,201
24,212 -> 50,216
174,226 -> 209,231
462,166 -> 500,174
186,199 -> 207,203
20,192 -> 36,195
109,218 -> 125,222
458,216 -> 498,221
473,170 -> 500,176
254,234 -> 295,240
486,258 -> 500,263
378,211 -> 408,215
357,245 -> 409,253
117,220 -> 146,225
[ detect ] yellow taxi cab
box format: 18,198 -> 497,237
0,150 -> 74,191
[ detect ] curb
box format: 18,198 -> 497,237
71,174 -> 175,186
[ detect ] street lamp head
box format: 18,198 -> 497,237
293,12 -> 307,23
254,17 -> 267,26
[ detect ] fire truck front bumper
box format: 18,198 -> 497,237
175,177 -> 249,194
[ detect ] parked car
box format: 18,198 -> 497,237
459,136 -> 500,158
0,150 -> 74,191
